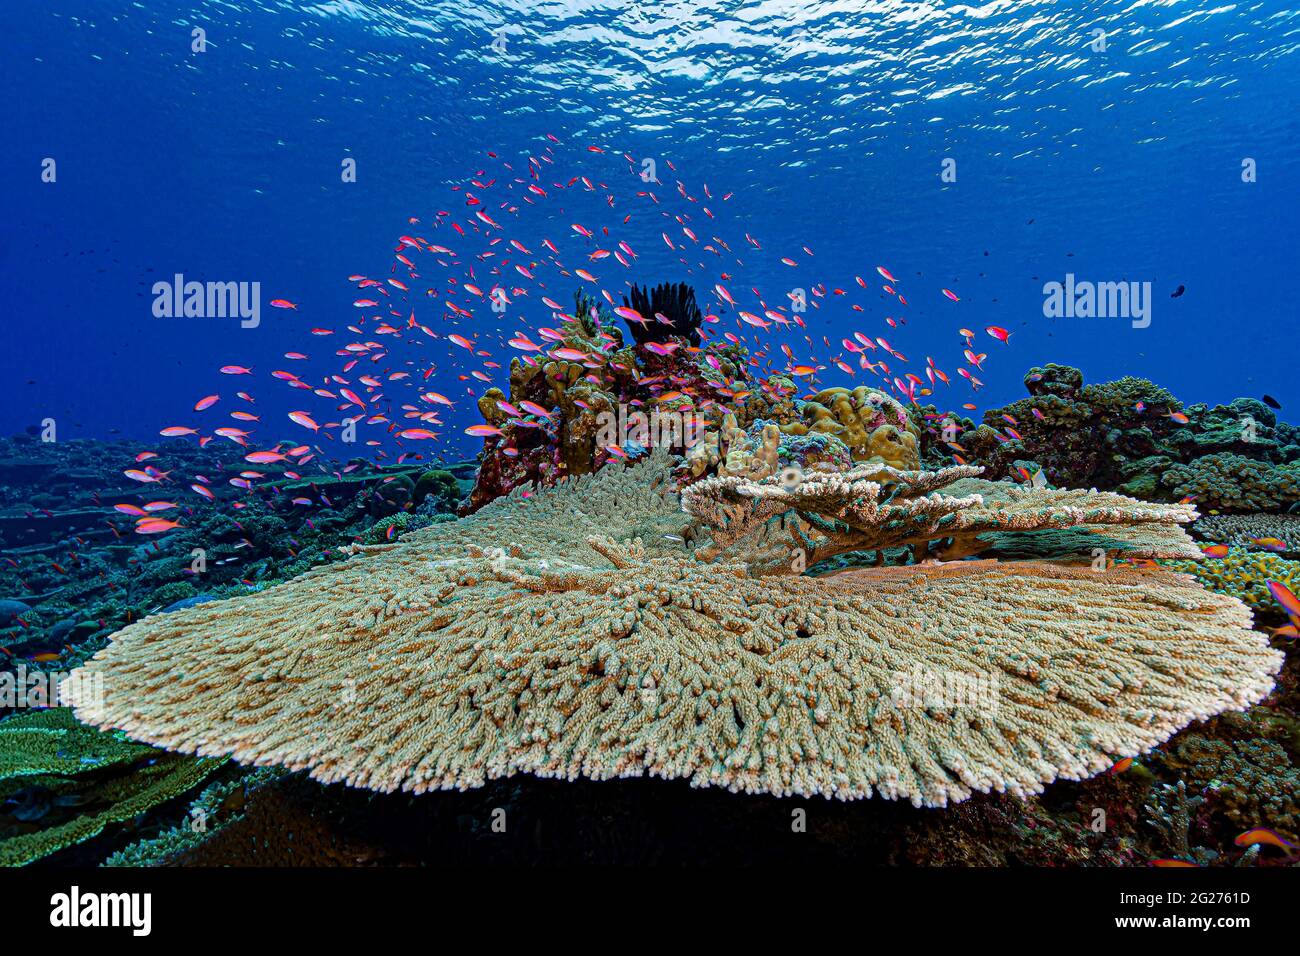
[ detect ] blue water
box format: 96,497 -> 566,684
6,1 -> 1300,459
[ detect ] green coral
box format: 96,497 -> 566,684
0,706 -> 155,781
103,767 -> 286,867
413,469 -> 461,511
0,708 -> 220,866
148,580 -> 197,608
360,512 -> 411,544
1161,454 -> 1300,512
1160,546 -> 1300,615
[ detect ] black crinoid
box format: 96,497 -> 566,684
621,282 -> 703,348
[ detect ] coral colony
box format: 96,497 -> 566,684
7,342 -> 1298,866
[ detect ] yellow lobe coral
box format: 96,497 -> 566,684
64,455 -> 1281,808
777,386 -> 921,469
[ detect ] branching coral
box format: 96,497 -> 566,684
1162,454 -> 1300,512
65,455 -> 1280,809
1160,547 -> 1300,616
0,708 -> 219,866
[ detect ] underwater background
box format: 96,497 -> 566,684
3,1 -> 1300,869
6,1 -> 1300,448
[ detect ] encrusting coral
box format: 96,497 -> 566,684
65,453 -> 1282,809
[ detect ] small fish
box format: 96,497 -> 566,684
465,424 -> 503,438
1201,544 -> 1230,558
1249,537 -> 1288,552
1170,284 -> 1185,298
135,518 -> 181,534
1233,827 -> 1294,851
518,400 -> 553,419
1265,580 -> 1300,618
1262,394 -> 1282,411
985,326 -> 1010,343
288,411 -> 320,432
269,299 -> 298,310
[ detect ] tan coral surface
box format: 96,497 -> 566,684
65,455 -> 1282,807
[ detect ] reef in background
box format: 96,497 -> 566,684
939,362 -> 1300,512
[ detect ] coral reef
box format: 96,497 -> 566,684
66,453 -> 1279,809
464,288 -> 925,510
5,363 -> 1298,866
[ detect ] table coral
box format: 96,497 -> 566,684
66,453 -> 1281,809
1194,513 -> 1300,555
682,461 -> 1204,571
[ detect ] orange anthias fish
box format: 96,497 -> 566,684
244,451 -> 287,464
1234,827 -> 1295,852
135,518 -> 182,535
